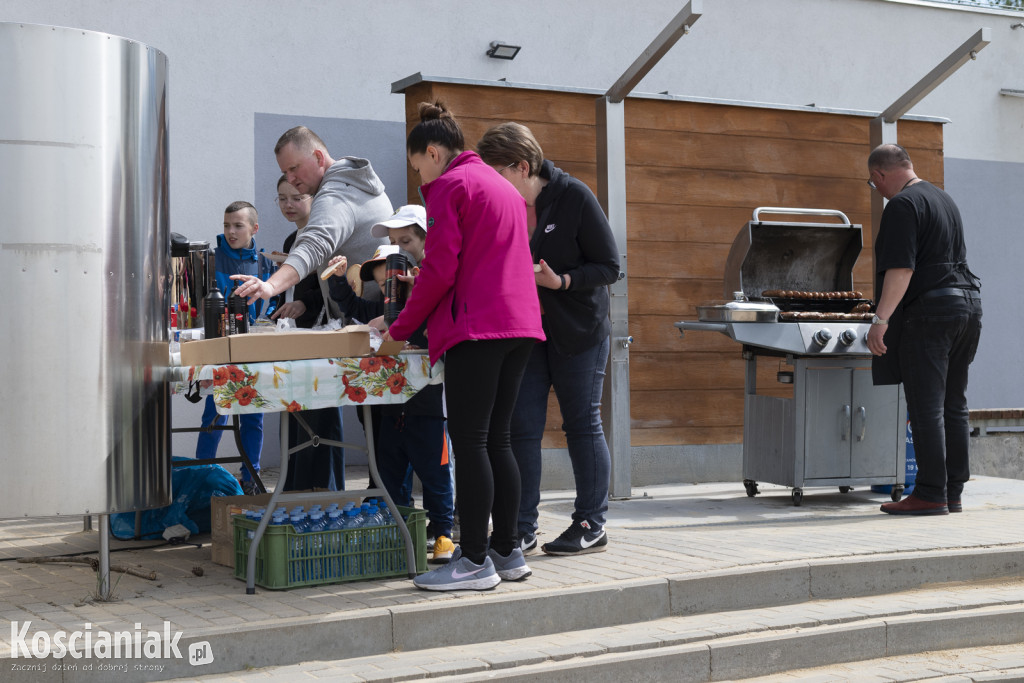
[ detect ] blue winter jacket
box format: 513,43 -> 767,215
212,234 -> 278,322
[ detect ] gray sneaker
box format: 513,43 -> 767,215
487,546 -> 532,581
413,548 -> 500,591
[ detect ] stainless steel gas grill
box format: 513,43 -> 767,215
676,208 -> 906,506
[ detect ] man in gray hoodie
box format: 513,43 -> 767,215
233,126 -> 391,304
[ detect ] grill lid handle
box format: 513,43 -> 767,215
752,207 -> 851,225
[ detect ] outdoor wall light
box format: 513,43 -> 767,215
487,41 -> 521,60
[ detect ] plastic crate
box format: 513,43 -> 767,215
233,506 -> 427,589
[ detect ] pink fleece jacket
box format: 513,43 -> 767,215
387,151 -> 544,365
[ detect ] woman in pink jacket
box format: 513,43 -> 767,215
385,101 -> 544,591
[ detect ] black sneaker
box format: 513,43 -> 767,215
519,532 -> 538,556
541,520 -> 607,555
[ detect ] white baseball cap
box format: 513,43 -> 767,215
371,204 -> 427,238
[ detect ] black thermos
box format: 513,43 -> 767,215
228,291 -> 249,334
203,285 -> 225,339
383,252 -> 409,325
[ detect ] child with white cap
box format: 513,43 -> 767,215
370,204 -> 428,265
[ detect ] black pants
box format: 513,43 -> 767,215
444,337 -> 534,564
898,290 -> 982,503
283,407 -> 345,491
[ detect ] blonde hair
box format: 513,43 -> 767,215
274,126 -> 328,155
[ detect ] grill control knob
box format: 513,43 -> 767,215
812,328 -> 833,347
840,329 -> 858,345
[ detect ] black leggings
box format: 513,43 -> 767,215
444,337 -> 534,564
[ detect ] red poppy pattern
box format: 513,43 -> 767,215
210,363 -> 272,411
336,355 -> 418,403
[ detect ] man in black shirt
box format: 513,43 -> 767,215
866,144 -> 982,516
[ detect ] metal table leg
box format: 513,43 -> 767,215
98,514 -> 110,600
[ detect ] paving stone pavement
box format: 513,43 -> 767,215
1,471 -> 1023,681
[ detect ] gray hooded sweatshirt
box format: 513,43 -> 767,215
284,156 -> 391,281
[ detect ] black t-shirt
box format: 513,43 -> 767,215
874,181 -> 977,304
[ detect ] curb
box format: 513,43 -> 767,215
432,605 -> 1024,682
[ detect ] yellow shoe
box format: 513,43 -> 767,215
429,535 -> 455,564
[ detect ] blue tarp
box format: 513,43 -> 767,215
110,458 -> 243,540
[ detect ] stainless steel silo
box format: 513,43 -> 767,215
0,23 -> 171,517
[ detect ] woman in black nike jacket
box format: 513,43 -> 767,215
477,122 -> 620,556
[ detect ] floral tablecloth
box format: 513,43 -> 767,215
171,352 -> 442,415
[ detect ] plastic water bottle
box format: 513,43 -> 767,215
325,510 -> 344,579
376,505 -> 398,571
363,505 -> 384,575
378,505 -> 396,544
342,508 -> 362,577
290,513 -> 308,583
308,511 -> 329,580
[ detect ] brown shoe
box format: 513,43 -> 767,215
880,493 -> 949,516
948,499 -> 962,513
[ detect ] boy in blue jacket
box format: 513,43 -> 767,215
195,201 -> 277,494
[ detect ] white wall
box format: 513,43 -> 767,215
4,0 -> 1022,453
5,0 -> 1021,227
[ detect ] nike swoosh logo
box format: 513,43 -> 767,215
544,223 -> 556,233
451,565 -> 487,579
580,533 -> 603,549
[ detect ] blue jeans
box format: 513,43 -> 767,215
195,394 -> 262,482
376,414 -> 454,538
898,291 -> 982,503
510,336 -> 611,535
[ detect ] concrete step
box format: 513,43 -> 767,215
745,642 -> 1024,682
172,562 -> 1024,682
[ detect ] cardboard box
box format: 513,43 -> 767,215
229,325 -> 371,363
376,340 -> 408,356
226,326 -> 408,363
210,490 -> 364,567
179,337 -> 231,366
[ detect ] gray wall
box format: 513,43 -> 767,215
944,157 -> 1024,409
